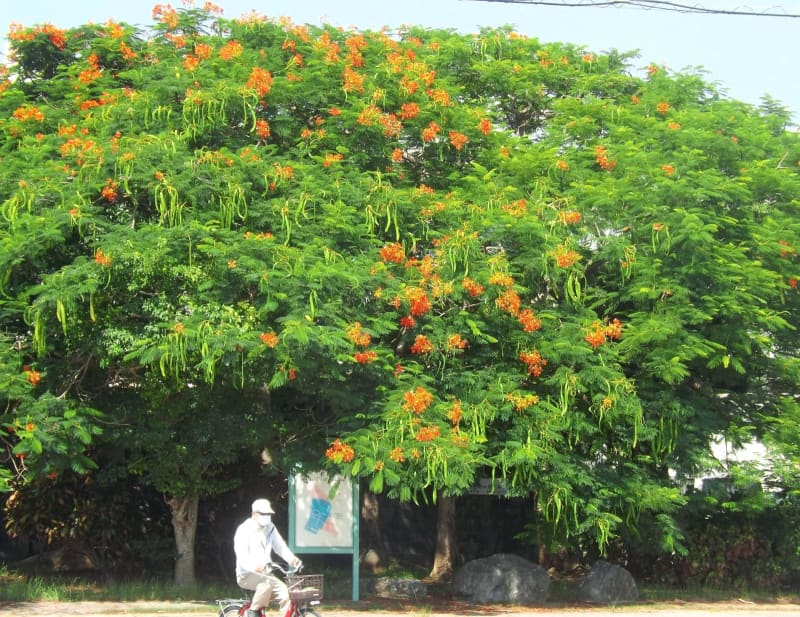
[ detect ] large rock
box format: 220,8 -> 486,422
361,577 -> 427,599
578,560 -> 639,604
452,553 -> 550,604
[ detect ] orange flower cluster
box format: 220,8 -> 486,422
449,131 -> 469,150
519,350 -> 548,377
447,333 -> 468,350
183,55 -> 201,72
410,334 -> 434,354
606,318 -> 623,340
379,242 -> 405,264
219,40 -> 244,60
779,240 -> 797,257
585,319 -> 622,348
389,447 -> 406,463
322,152 -> 343,167
451,433 -> 469,448
195,43 -> 213,60
357,105 -> 381,126
556,159 -> 570,172
391,148 -> 404,163
447,399 -> 463,426
8,23 -> 66,49
478,117 -> 492,135
101,178 -> 119,202
550,244 -> 582,268
354,350 -> 377,364
94,248 -> 112,267
656,101 -> 670,115
246,67 -> 273,97
489,273 -> 514,287
662,164 -> 676,176
23,366 -> 42,386
558,210 -> 582,224
326,438 -> 355,463
585,324 -> 606,348
506,392 -> 540,412
415,426 -> 440,442
342,66 -> 365,93
377,113 -> 401,138
462,277 -> 484,298
12,106 -> 45,122
165,33 -> 187,48
260,332 -> 279,347
398,102 -> 421,119
427,88 -> 451,107
80,92 -> 118,112
594,145 -> 617,171
345,35 -> 367,67
152,4 -> 179,29
788,277 -> 798,289
421,121 -> 441,142
403,386 -> 434,413
399,315 -> 416,329
496,288 -> 521,316
346,322 -> 371,347
518,308 -> 541,332
502,199 -> 527,217
255,119 -> 271,140
405,287 -> 431,316
119,42 -> 138,60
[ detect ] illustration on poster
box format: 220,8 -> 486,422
304,480 -> 340,535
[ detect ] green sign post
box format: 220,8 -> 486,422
288,471 -> 360,601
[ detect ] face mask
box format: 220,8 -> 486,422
255,514 -> 272,528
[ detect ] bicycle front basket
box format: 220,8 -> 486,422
287,574 -> 324,601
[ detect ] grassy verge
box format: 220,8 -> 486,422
3,564 -> 800,607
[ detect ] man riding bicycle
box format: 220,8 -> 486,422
234,498 -> 302,617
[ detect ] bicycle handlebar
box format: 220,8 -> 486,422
268,561 -> 304,576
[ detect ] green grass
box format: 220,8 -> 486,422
0,565 -> 242,603
3,564 -> 800,608
0,564 -> 361,605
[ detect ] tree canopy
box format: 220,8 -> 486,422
1,0 -> 798,577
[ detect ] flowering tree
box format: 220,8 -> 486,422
1,1 -> 798,583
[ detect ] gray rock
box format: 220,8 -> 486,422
361,576 -> 427,599
578,560 -> 639,604
452,553 -> 550,604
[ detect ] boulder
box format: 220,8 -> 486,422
577,560 -> 639,604
452,553 -> 550,604
361,576 -> 427,599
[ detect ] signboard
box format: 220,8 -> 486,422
292,471 -> 354,548
289,470 -> 359,600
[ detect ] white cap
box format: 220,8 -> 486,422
252,498 -> 275,514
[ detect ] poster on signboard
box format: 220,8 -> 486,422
292,471 -> 353,549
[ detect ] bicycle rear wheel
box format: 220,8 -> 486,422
298,607 -> 321,617
219,601 -> 246,617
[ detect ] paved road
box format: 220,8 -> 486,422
4,600 -> 800,617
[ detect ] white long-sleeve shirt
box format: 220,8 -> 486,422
234,517 -> 297,581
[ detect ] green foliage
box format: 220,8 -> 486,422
0,0 -> 798,563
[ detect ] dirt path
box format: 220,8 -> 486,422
4,600 -> 800,617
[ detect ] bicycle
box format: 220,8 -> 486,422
217,563 -> 324,617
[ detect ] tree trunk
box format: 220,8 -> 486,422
166,494 -> 198,587
360,489 -> 387,572
428,494 -> 455,582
